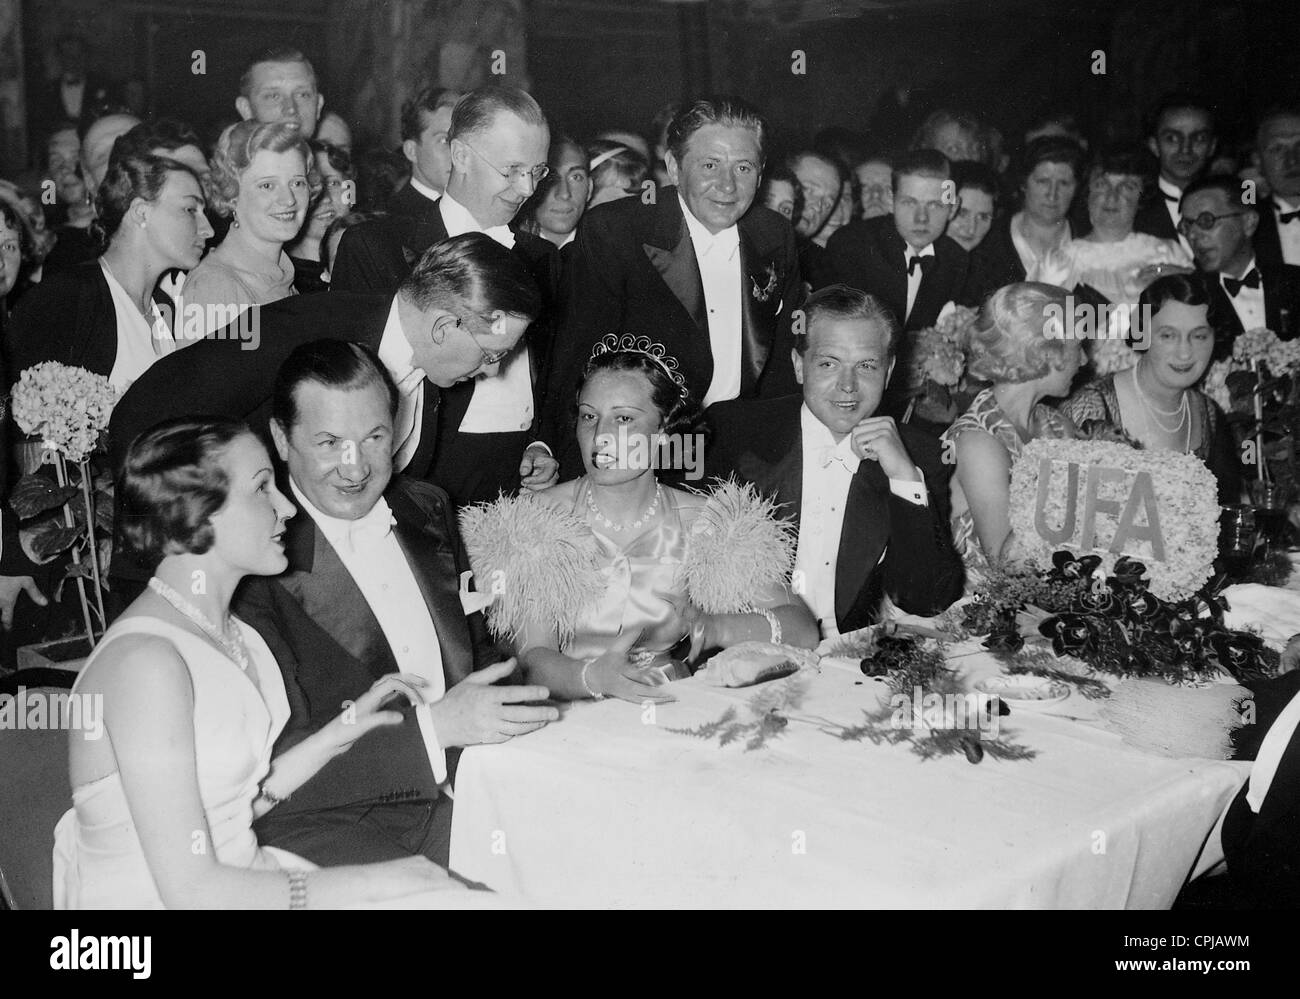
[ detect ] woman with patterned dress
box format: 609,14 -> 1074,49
461,339 -> 819,703
941,283 -> 1082,580
1060,273 -> 1242,505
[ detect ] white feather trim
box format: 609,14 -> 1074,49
679,478 -> 797,614
459,493 -> 604,648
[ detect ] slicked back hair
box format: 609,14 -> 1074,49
447,86 -> 547,145
272,339 -> 399,435
667,96 -> 767,166
891,147 -> 951,192
795,284 -> 900,358
398,231 -> 542,322
400,86 -> 463,144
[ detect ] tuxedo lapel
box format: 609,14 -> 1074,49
643,196 -> 707,331
835,463 -> 891,623
738,226 -> 775,393
732,406 -> 803,524
390,496 -> 473,686
278,518 -> 399,680
874,223 -> 910,325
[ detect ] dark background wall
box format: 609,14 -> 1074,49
12,0 -> 1299,172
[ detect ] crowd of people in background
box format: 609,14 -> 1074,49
3,39 -> 1300,909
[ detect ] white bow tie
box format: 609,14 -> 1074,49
819,445 -> 859,474
335,499 -> 397,554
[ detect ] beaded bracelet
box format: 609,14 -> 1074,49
744,605 -> 782,645
288,869 -> 308,910
580,657 -> 604,699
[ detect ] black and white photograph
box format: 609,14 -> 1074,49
0,0 -> 1296,958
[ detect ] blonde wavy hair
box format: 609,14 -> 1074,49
966,282 -> 1079,384
205,120 -> 319,219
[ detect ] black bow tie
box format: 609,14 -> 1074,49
907,254 -> 932,275
1279,207 -> 1300,225
1224,269 -> 1261,297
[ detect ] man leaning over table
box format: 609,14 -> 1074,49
233,338 -> 558,870
704,283 -> 965,640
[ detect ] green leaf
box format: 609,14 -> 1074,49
8,475 -> 79,519
19,519 -> 85,564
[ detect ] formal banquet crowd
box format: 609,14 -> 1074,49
2,39 -> 1300,911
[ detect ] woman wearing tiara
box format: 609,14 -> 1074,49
461,335 -> 819,703
54,417 -> 481,908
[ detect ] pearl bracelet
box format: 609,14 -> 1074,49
745,605 -> 782,645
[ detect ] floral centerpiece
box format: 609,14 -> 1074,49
1204,327 -> 1300,489
8,361 -> 118,652
900,303 -> 979,426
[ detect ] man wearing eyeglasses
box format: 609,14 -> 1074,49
332,86 -> 561,506
1135,94 -> 1218,255
1180,175 -> 1300,356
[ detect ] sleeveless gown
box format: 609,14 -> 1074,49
52,615 -> 312,909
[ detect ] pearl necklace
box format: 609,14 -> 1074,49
147,577 -> 251,673
1131,366 -> 1191,449
585,479 -> 662,533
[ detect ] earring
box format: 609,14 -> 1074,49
231,211 -> 239,229
139,220 -> 147,229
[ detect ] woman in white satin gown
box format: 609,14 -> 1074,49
54,416 -> 483,909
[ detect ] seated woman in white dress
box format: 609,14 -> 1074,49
54,417 -> 462,908
461,337 -> 819,703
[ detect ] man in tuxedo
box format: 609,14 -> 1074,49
1134,94 -> 1217,254
235,46 -> 325,140
332,86 -> 559,505
704,285 -> 964,638
398,86 -> 463,211
1181,175 -> 1300,354
790,150 -> 844,290
29,34 -> 121,139
1251,106 -> 1300,272
826,148 -> 968,334
235,339 -> 557,866
548,96 -> 802,474
109,233 -> 539,483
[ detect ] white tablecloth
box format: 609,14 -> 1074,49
449,645 -> 1248,908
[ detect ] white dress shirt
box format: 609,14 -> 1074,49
407,176 -> 442,204
438,193 -> 537,435
290,480 -> 449,782
680,196 -> 744,408
1158,176 -> 1192,256
1273,196 -> 1300,266
904,243 -> 935,322
376,297 -> 427,472
1220,256 -> 1266,332
793,405 -> 928,639
101,260 -> 176,392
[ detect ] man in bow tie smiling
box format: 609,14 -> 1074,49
233,338 -> 557,871
704,285 -> 964,639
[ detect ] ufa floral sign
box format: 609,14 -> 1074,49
1009,439 -> 1219,600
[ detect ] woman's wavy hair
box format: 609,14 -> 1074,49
574,347 -> 705,439
205,119 -> 319,219
0,200 -> 36,267
966,282 -> 1080,384
92,153 -> 202,250
115,416 -> 252,571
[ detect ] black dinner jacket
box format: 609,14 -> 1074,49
5,261 -> 120,382
1133,191 -> 1181,242
825,216 -> 969,333
962,212 -> 1025,307
235,475 -> 498,823
545,188 -> 803,456
703,394 -> 964,633
1202,261 -> 1300,356
1252,196 -> 1300,273
107,291 -> 442,481
1221,671 -> 1300,907
329,197 -> 560,443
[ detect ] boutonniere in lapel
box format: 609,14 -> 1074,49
750,262 -> 779,304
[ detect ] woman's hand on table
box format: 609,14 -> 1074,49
587,629 -> 676,704
657,589 -> 719,664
